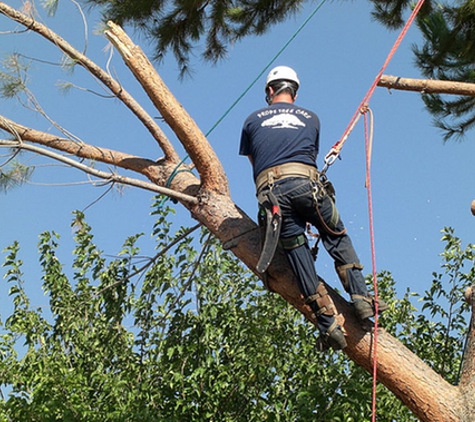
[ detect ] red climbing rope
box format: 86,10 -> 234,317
322,0 -> 428,172
319,1 -> 427,421
364,108 -> 380,422
365,4 -> 427,420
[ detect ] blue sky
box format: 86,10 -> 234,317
1,0 -> 475,314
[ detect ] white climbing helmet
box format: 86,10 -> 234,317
265,66 -> 300,89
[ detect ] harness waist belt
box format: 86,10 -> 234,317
255,162 -> 318,191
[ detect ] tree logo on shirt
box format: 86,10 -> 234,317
261,113 -> 305,130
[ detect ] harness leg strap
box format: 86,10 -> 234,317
305,283 -> 336,317
279,234 -> 307,250
335,262 -> 364,293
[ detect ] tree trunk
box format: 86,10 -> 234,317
1,3 -> 475,419
459,287 -> 475,421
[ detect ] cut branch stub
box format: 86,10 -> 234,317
378,74 -> 475,97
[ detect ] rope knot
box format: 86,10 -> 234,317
360,104 -> 370,114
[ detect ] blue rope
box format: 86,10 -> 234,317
160,0 -> 328,205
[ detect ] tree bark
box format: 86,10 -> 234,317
1,4 -> 475,419
459,286 -> 475,420
378,74 -> 475,96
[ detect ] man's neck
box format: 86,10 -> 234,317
271,93 -> 294,104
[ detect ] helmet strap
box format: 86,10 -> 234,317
265,81 -> 296,105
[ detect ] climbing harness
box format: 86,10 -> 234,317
254,162 -> 317,272
255,161 -> 349,270
255,161 -> 345,272
311,177 -> 346,237
279,234 -> 307,250
255,162 -> 318,192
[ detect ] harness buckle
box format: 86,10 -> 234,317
267,170 -> 275,190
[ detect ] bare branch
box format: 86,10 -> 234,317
0,114 -> 198,203
94,222 -> 203,296
0,1 -> 179,162
0,138 -> 198,205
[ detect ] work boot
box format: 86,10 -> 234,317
326,322 -> 347,350
316,321 -> 347,351
352,294 -> 389,321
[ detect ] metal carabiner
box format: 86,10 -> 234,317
321,149 -> 338,174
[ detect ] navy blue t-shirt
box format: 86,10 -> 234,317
239,102 -> 320,181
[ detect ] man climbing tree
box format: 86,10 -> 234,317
239,66 -> 387,350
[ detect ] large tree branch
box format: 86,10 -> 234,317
0,1 -> 179,163
378,74 -> 475,96
0,139 -> 198,205
104,22 -> 229,195
0,115 -> 198,195
332,292 -> 463,422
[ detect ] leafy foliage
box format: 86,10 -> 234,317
0,54 -> 29,99
0,202 -> 472,421
375,227 -> 473,386
0,161 -> 34,193
413,2 -> 475,141
79,0 -> 441,80
82,0 -> 303,76
368,0 -> 434,29
365,0 -> 475,140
